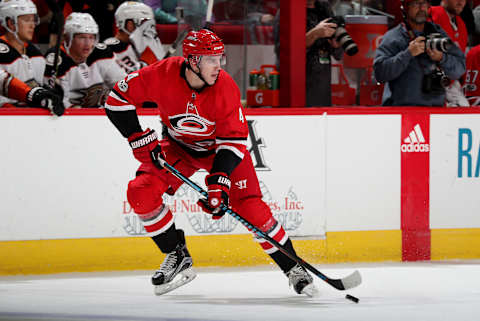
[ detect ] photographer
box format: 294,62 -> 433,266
305,0 -> 343,106
374,0 -> 465,106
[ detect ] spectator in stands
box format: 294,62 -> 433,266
473,0 -> 480,45
464,43 -> 480,105
274,0 -> 342,106
0,0 -> 64,115
104,1 -> 165,74
143,0 -> 178,24
213,1 -> 276,26
429,0 -> 469,106
44,13 -> 126,108
246,0 -> 276,44
432,0 -> 475,43
373,0 -> 465,106
214,0 -> 276,44
246,0 -> 275,25
304,0 -> 343,106
146,0 -> 207,28
331,0 -> 369,15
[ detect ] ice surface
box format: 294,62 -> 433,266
1,261 -> 480,321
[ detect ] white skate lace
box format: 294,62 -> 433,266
288,265 -> 311,286
158,252 -> 178,273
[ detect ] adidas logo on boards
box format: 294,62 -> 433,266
401,124 -> 430,153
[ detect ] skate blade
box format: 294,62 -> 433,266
301,283 -> 319,297
154,268 -> 196,296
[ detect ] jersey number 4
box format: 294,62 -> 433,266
239,107 -> 245,123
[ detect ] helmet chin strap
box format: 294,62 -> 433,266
64,36 -> 73,56
5,18 -> 24,46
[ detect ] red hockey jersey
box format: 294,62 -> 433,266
429,6 -> 468,53
465,45 -> 480,102
105,56 -> 248,159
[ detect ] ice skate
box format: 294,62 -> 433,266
152,242 -> 196,295
286,264 -> 318,297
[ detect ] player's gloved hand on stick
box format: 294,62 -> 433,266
197,172 -> 231,219
26,86 -> 65,116
128,128 -> 165,169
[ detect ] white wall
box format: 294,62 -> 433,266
3,111 -> 479,242
0,114 -> 330,240
325,115 -> 401,231
430,114 -> 480,229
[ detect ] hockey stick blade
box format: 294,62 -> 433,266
325,270 -> 361,291
159,160 -> 362,291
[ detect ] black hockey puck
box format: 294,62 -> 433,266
345,294 -> 359,303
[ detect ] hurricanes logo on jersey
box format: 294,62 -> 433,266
168,101 -> 215,136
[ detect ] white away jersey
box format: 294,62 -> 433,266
103,21 -> 165,73
103,37 -> 144,74
0,37 -> 45,106
44,43 -> 127,108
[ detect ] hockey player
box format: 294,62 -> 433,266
104,29 -> 317,296
0,0 -> 64,115
44,13 -> 127,108
104,1 -> 166,74
0,69 -> 63,114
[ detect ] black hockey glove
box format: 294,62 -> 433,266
27,87 -> 65,116
197,172 -> 231,220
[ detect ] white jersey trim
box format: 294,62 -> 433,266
140,205 -> 170,227
146,219 -> 174,237
104,102 -> 136,111
216,137 -> 247,146
216,144 -> 245,159
109,90 -> 128,103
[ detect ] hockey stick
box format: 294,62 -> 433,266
163,5 -> 190,59
205,0 -> 214,29
158,159 -> 362,291
163,28 -> 189,59
44,0 -> 65,88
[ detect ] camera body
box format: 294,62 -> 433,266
425,33 -> 453,53
422,68 -> 450,94
327,16 -> 358,56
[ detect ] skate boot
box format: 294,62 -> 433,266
286,264 -> 318,297
152,242 -> 196,295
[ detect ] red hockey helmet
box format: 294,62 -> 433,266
183,29 -> 225,59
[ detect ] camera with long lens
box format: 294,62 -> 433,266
422,68 -> 450,94
327,16 -> 358,56
425,33 -> 453,53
